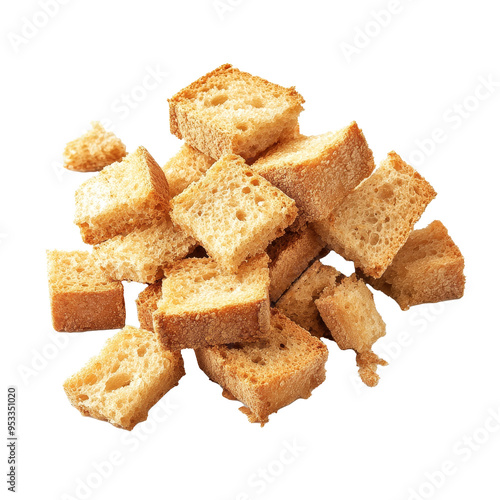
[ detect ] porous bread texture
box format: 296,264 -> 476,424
162,143 -> 215,197
168,63 -> 304,161
315,274 -> 387,387
315,274 -> 386,352
93,217 -> 197,284
171,154 -> 297,272
266,225 -> 327,303
64,121 -> 127,172
63,326 -> 185,431
74,146 -> 171,245
252,121 -> 375,222
136,282 -> 162,332
314,151 -> 437,278
359,220 -> 465,310
275,260 -> 342,338
153,254 -> 271,351
195,309 -> 328,425
47,250 -> 125,332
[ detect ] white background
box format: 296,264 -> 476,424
2,1 -> 499,499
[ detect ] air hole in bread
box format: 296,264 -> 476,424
244,171 -> 253,177
377,184 -> 394,200
236,122 -> 248,132
110,362 -> 120,373
251,355 -> 263,364
84,373 -> 97,385
370,234 -> 380,245
137,346 -> 147,357
236,210 -> 247,221
250,179 -> 259,186
105,373 -> 132,392
209,94 -> 228,106
76,394 -> 89,401
242,186 -> 251,194
279,343 -> 287,350
248,96 -> 264,108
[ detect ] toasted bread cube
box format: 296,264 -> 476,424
360,220 -> 465,310
93,217 -> 196,284
74,146 -> 170,245
63,326 -> 185,430
266,225 -> 327,303
153,254 -> 271,351
162,143 -> 215,197
47,250 -> 125,332
171,154 -> 297,271
195,309 -> 328,425
276,261 -> 342,338
253,122 -> 375,222
314,151 -> 436,278
315,274 -> 386,352
63,121 -> 127,172
168,64 -> 304,161
136,282 -> 162,332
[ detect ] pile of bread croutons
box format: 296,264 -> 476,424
48,64 -> 466,430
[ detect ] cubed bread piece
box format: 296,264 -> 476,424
275,261 -> 342,338
195,309 -> 328,425
171,154 -> 297,271
153,254 -> 271,351
252,122 -> 375,222
314,151 -> 437,278
63,326 -> 185,430
74,146 -> 170,245
168,64 -> 304,161
162,143 -> 215,197
93,217 -> 196,284
315,274 -> 386,352
136,282 -> 162,332
63,121 -> 127,172
266,225 -> 327,303
315,274 -> 387,387
47,250 -> 125,332
359,220 -> 465,310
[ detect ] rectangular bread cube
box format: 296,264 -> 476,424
275,260 -> 342,338
63,326 -> 185,430
195,309 -> 328,425
162,143 -> 215,197
314,151 -> 436,278
252,121 -> 375,222
93,217 -> 197,284
47,250 -> 125,332
136,282 -> 162,332
171,154 -> 297,271
64,121 -> 127,172
74,146 -> 171,245
359,220 -> 465,310
153,254 -> 271,351
266,225 -> 327,303
315,274 -> 386,352
168,64 -> 304,161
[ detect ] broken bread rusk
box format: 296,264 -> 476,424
315,274 -> 387,387
266,225 -> 327,303
74,146 -> 171,245
63,325 -> 185,430
314,151 -> 437,278
358,220 -> 465,310
252,121 -> 375,222
63,121 -> 127,172
153,254 -> 271,351
275,260 -> 342,338
93,217 -> 197,284
136,282 -> 162,332
168,63 -> 304,162
171,154 -> 297,272
195,309 -> 328,425
47,250 -> 125,332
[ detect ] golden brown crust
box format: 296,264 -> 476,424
195,309 -> 328,424
168,64 -> 304,161
47,250 -> 125,332
358,220 -> 465,310
253,122 -> 375,222
266,225 -> 326,303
